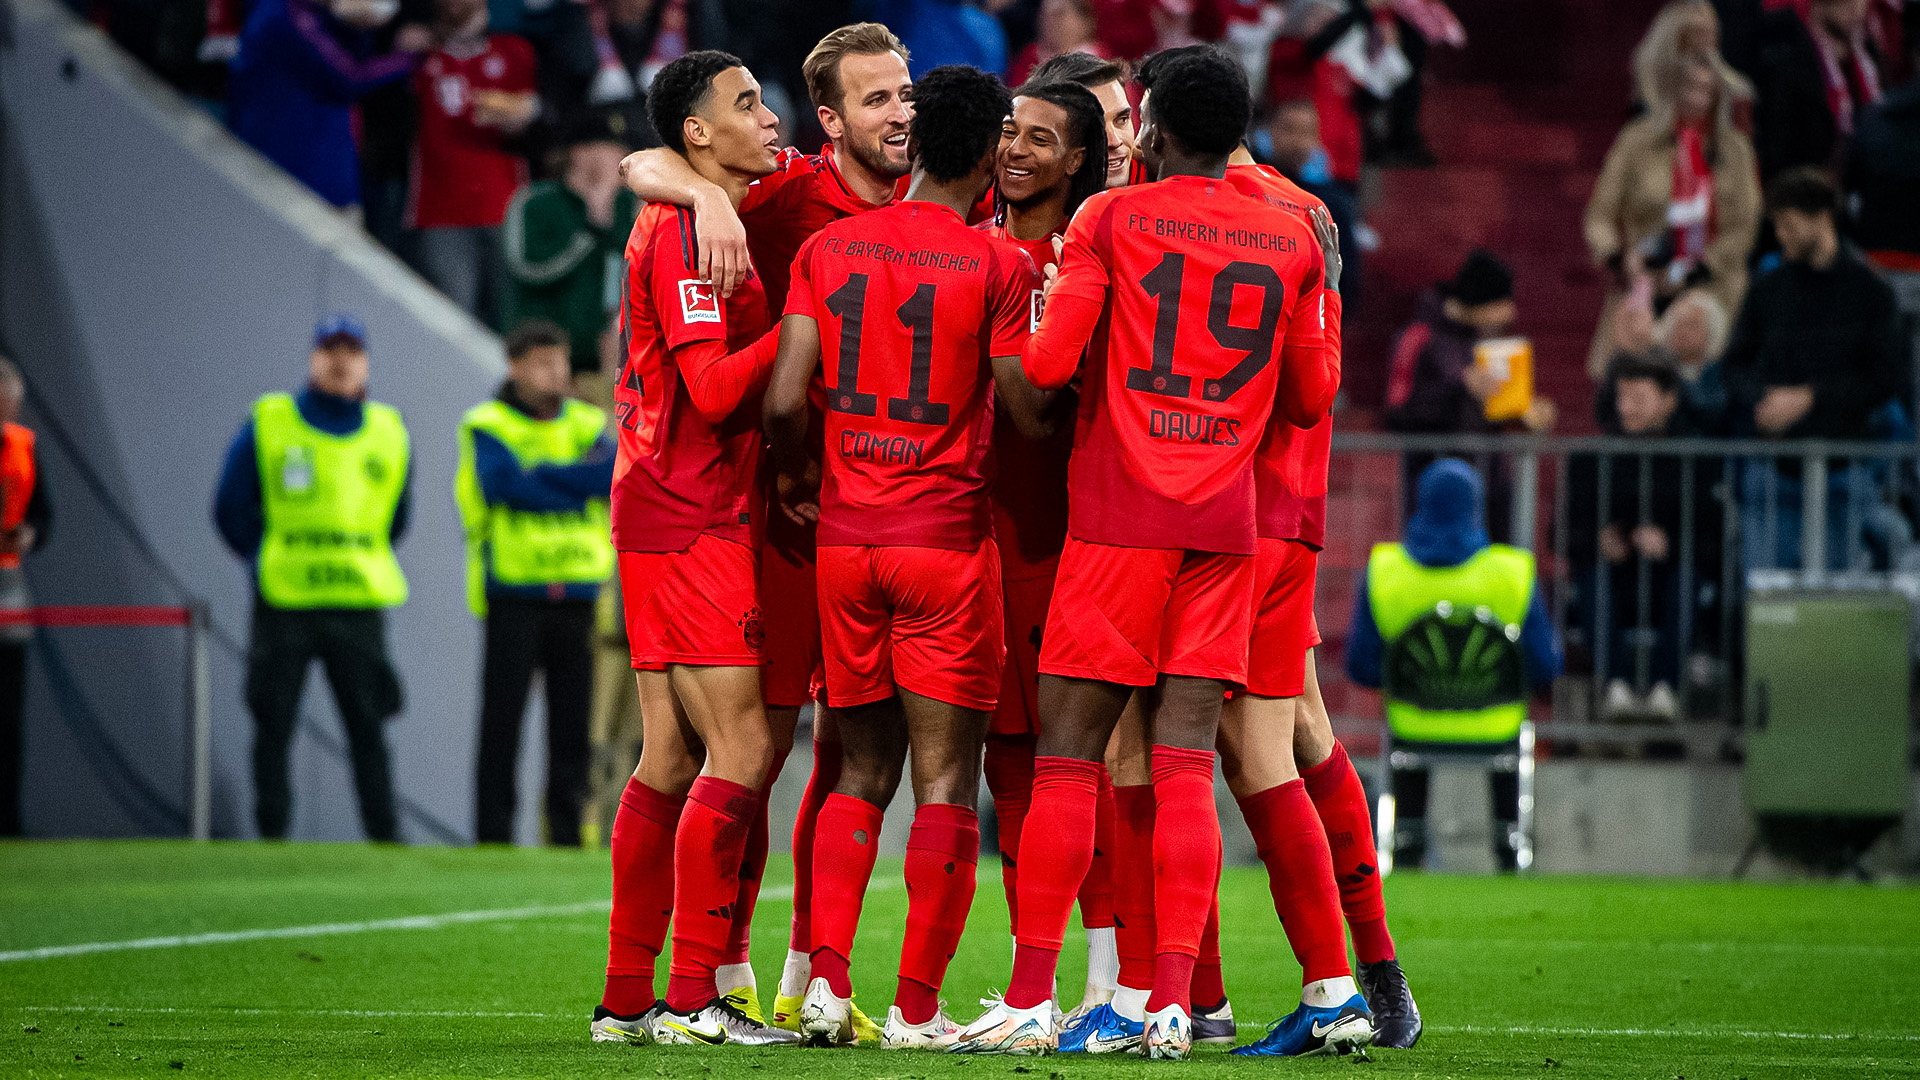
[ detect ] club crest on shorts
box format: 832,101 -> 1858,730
739,605 -> 765,654
678,279 -> 722,324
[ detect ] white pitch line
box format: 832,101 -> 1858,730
0,880 -> 909,964
1412,936 -> 1920,956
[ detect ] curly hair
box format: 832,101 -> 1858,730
1010,80 -> 1107,220
1135,44 -> 1250,157
909,65 -> 1014,184
647,50 -> 746,155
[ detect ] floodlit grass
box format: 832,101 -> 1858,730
3,841 -> 1918,1078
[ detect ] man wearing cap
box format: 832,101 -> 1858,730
214,314 -> 413,842
502,109 -> 642,379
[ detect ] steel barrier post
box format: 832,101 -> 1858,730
1801,452 -> 1827,573
188,602 -> 212,840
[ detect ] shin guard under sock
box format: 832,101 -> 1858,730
665,776 -> 756,1011
1238,778 -> 1351,984
1145,746 -> 1220,1013
1301,742 -> 1395,963
808,793 -> 886,997
1007,756 -> 1101,1009
604,777 -> 684,1015
1111,783 -> 1158,992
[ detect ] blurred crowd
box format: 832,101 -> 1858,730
88,0 -> 1475,370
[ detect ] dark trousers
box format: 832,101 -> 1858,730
1393,764 -> 1521,871
473,594 -> 594,846
246,602 -> 403,841
0,642 -> 23,836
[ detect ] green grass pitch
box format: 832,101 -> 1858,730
2,842 -> 1917,1078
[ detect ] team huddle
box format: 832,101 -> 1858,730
589,23 -> 1421,1060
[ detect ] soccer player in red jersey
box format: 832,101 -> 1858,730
620,25 -> 914,1034
590,51 -> 798,1049
978,79 -> 1125,1024
1026,52 -> 1141,190
1220,147 -> 1420,1051
950,46 -> 1337,1060
764,64 -> 1041,1052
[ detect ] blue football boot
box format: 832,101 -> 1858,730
1229,994 -> 1374,1057
1055,1002 -> 1144,1054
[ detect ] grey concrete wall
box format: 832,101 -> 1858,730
0,0 -> 504,841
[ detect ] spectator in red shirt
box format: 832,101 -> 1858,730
1008,0 -> 1108,85
408,0 -> 539,326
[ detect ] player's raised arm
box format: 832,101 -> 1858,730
764,313 -> 822,482
621,145 -> 754,296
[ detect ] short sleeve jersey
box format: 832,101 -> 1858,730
787,201 -> 1039,550
612,203 -> 773,553
737,144 -> 902,313
408,36 -> 536,230
1041,175 -> 1327,555
981,223 -> 1070,577
1224,162 -> 1342,548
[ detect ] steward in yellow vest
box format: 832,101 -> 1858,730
459,321 -> 613,847
1344,459 -> 1561,869
213,314 -> 409,842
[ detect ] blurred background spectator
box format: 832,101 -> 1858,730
1569,351 -> 1723,723
1724,167 -> 1905,570
1252,96 -> 1364,311
866,0 -> 1009,76
408,0 -> 539,325
227,0 -> 431,212
1007,0 -> 1106,85
503,109 -> 640,376
1752,0 -> 1888,182
1584,50 -> 1761,377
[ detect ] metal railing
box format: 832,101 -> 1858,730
0,604 -> 213,838
1322,432 -> 1920,750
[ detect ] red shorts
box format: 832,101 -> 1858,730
1245,537 -> 1322,698
1039,537 -> 1255,688
991,561 -> 1059,736
758,537 -> 825,708
621,536 -> 762,669
818,539 -> 1005,712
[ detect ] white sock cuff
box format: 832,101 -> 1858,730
1301,975 -> 1359,1009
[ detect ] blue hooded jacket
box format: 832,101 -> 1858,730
1346,459 -> 1562,690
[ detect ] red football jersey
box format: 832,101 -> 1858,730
613,204 -> 773,553
788,201 -> 1039,550
1022,175 -> 1333,555
738,144 -> 898,314
408,36 -> 536,229
1224,162 -> 1342,548
980,223 -> 1070,577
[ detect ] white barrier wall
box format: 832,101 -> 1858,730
0,0 -> 506,841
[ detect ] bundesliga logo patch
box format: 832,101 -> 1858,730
1029,288 -> 1045,332
678,279 -> 721,324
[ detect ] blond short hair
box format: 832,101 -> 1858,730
803,23 -> 910,115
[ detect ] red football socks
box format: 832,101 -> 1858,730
788,736 -> 842,954
1145,746 -> 1221,1014
983,736 -> 1035,933
1301,742 -> 1395,963
1078,774 -> 1117,929
898,803 -> 980,1024
1237,778 -> 1351,984
603,777 -> 684,1016
1194,898 -> 1226,1009
1111,783 -> 1158,990
1007,756 -> 1102,1009
725,744 -> 789,966
665,776 -> 757,1011
809,793 -> 886,997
